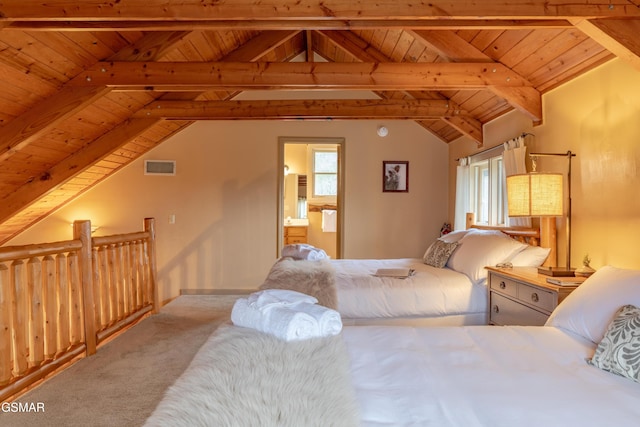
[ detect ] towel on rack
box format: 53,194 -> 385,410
322,209 -> 337,232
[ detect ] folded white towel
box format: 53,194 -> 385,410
295,302 -> 342,336
282,244 -> 329,260
263,305 -> 320,341
231,298 -> 263,331
247,289 -> 317,312
231,298 -> 321,342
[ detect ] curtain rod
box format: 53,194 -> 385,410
455,132 -> 534,161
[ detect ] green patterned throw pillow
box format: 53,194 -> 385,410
588,304 -> 640,383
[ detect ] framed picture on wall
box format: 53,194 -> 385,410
382,161 -> 409,193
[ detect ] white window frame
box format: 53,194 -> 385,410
468,155 -> 506,226
310,148 -> 338,199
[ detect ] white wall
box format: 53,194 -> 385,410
450,58 -> 640,271
7,119 -> 449,302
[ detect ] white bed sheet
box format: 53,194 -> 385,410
343,325 -> 640,427
331,258 -> 486,320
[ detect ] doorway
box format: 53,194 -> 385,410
278,136 -> 344,259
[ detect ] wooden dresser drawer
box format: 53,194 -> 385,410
286,236 -> 307,244
490,275 -> 518,298
486,267 -> 581,327
490,292 -> 549,326
518,283 -> 554,312
285,226 -> 307,237
284,226 -> 308,244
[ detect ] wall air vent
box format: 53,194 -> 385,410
144,160 -> 176,176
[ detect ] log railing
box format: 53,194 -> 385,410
0,218 -> 158,402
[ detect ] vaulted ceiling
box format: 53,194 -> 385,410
0,1 -> 639,244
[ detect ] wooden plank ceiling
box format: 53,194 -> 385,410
0,1 -> 639,244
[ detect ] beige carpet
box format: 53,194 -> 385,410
0,295 -> 239,427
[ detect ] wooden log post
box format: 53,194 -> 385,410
0,264 -> 11,385
144,218 -> 159,314
56,253 -> 70,355
11,260 -> 28,376
73,220 -> 97,356
42,255 -> 56,360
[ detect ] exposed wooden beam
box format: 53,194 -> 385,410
1,1 -> 637,20
411,29 -> 542,121
223,30 -> 300,62
135,99 -> 467,120
0,86 -> 112,164
75,62 -> 533,91
4,19 -> 575,32
0,31 -> 194,164
319,29 -> 483,145
570,18 -> 640,72
0,119 -> 160,224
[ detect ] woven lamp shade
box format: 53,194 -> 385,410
506,173 -> 563,217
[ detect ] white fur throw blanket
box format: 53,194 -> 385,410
260,258 -> 338,310
145,324 -> 359,427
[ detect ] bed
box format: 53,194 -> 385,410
146,265 -> 640,426
264,225 -> 554,326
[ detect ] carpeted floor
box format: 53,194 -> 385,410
0,295 -> 239,427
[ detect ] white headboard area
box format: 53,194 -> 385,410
465,213 -> 557,267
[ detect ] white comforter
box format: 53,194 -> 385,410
343,325 -> 640,427
331,258 -> 485,319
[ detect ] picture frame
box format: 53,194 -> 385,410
382,161 -> 409,193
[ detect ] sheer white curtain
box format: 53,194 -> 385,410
502,135 -> 531,227
454,156 -> 470,231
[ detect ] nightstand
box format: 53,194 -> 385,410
485,266 -> 582,326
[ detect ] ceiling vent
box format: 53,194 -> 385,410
144,160 -> 176,176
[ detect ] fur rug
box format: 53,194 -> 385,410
144,324 -> 359,427
260,258 -> 338,310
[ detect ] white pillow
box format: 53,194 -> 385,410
546,266 -> 640,344
508,245 -> 551,267
438,229 -> 471,244
446,232 -> 527,283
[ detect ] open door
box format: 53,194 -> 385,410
277,137 -> 344,259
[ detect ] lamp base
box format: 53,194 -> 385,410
537,267 -> 576,277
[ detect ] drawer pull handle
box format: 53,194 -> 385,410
492,305 -> 499,314
531,293 -> 539,303
499,281 -> 506,289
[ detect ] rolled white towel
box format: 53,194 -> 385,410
282,244 -> 314,258
247,289 -> 317,312
295,303 -> 342,336
263,305 -> 320,341
297,247 -> 328,261
282,244 -> 329,261
232,297 -> 322,342
231,297 -> 263,330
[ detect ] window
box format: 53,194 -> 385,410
469,155 -> 506,226
312,149 -> 337,197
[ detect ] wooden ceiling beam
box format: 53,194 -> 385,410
75,61 -> 533,91
0,119 -> 160,225
0,31 -> 194,166
319,29 -> 483,145
0,86 -> 112,164
411,29 -> 542,122
570,18 -> 640,72
1,1 -> 637,20
135,99 -> 468,120
2,19 -> 575,31
0,30 -> 300,225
